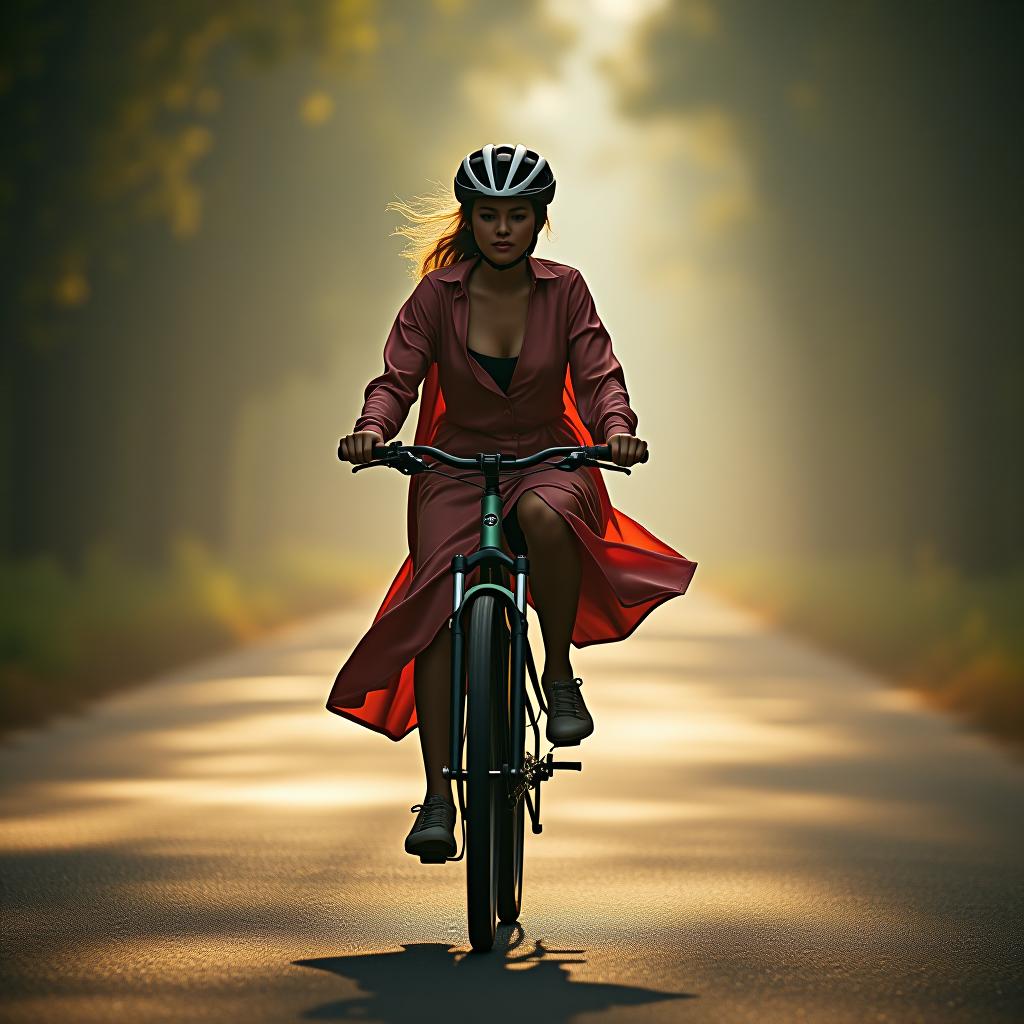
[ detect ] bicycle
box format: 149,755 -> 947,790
343,438 -> 648,952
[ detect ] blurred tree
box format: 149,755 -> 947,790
605,0 -> 1023,574
0,0 -> 571,564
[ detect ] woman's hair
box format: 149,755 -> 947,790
386,179 -> 552,280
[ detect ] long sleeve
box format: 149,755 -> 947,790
354,276 -> 440,442
566,268 -> 638,443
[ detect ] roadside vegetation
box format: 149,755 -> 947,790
4,540 -> 1021,756
0,539 -> 381,739
706,551 -> 1024,755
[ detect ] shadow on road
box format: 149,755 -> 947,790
293,924 -> 695,1021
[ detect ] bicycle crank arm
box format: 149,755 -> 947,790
542,752 -> 582,776
486,747 -> 585,785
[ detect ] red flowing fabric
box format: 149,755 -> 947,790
326,257 -> 697,741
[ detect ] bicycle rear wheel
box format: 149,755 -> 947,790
465,593 -> 502,952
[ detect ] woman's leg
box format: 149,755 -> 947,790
413,493 -> 582,797
513,491 -> 581,688
412,512 -> 525,802
413,621 -> 453,803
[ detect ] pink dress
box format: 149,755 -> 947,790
327,255 -> 698,740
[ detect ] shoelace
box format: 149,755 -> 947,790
549,676 -> 586,719
409,796 -> 455,832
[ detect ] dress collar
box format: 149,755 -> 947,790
434,254 -> 558,287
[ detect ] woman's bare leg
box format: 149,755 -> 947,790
513,492 -> 581,689
413,622 -> 453,802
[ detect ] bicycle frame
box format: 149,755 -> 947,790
444,453 -> 540,806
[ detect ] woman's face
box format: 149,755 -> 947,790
470,198 -> 537,265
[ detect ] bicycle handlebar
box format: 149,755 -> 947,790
367,440 -> 648,470
340,437 -> 649,478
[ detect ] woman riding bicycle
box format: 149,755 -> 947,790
333,143 -> 697,861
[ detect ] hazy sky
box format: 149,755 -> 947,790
16,0 -> 1015,578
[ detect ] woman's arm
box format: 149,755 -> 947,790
566,268 -> 639,444
354,276 -> 440,442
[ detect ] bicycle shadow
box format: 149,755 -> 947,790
293,924 -> 695,1021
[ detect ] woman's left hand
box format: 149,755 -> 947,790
606,433 -> 649,467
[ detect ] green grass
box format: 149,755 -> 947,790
703,551 -> 1024,753
0,536 -> 385,738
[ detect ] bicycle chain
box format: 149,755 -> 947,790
508,750 -> 544,806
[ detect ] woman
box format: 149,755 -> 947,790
333,143 -> 697,861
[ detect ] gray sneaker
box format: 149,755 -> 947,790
404,795 -> 457,863
544,676 -> 595,746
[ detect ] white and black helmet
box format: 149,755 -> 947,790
454,143 -> 556,207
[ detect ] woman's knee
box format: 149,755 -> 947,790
516,492 -> 569,545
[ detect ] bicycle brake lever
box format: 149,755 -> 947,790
352,451 -> 429,475
553,453 -> 631,475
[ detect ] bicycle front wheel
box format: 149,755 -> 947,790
465,593 -> 502,953
497,596 -> 525,924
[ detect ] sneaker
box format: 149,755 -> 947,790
404,794 -> 457,863
544,676 -> 595,746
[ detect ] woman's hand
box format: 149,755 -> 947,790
606,432 -> 648,467
339,429 -> 384,464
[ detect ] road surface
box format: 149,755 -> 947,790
1,590 -> 1022,1023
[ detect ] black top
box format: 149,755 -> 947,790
468,347 -> 518,394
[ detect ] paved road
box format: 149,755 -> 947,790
2,590 -> 1022,1023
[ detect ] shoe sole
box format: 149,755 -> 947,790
546,723 -> 595,747
405,837 -> 456,863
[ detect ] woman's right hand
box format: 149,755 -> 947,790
339,429 -> 384,464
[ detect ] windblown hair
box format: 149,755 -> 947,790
386,179 -> 553,280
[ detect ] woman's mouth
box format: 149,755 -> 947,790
493,242 -> 513,250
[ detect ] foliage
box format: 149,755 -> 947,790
706,552 -> 1024,751
0,536 -> 382,736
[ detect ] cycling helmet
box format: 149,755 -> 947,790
455,144 -> 556,271
455,143 -> 556,206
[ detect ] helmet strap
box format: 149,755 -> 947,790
477,249 -> 529,272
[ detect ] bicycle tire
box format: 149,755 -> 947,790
497,596 -> 525,924
465,593 -> 502,952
